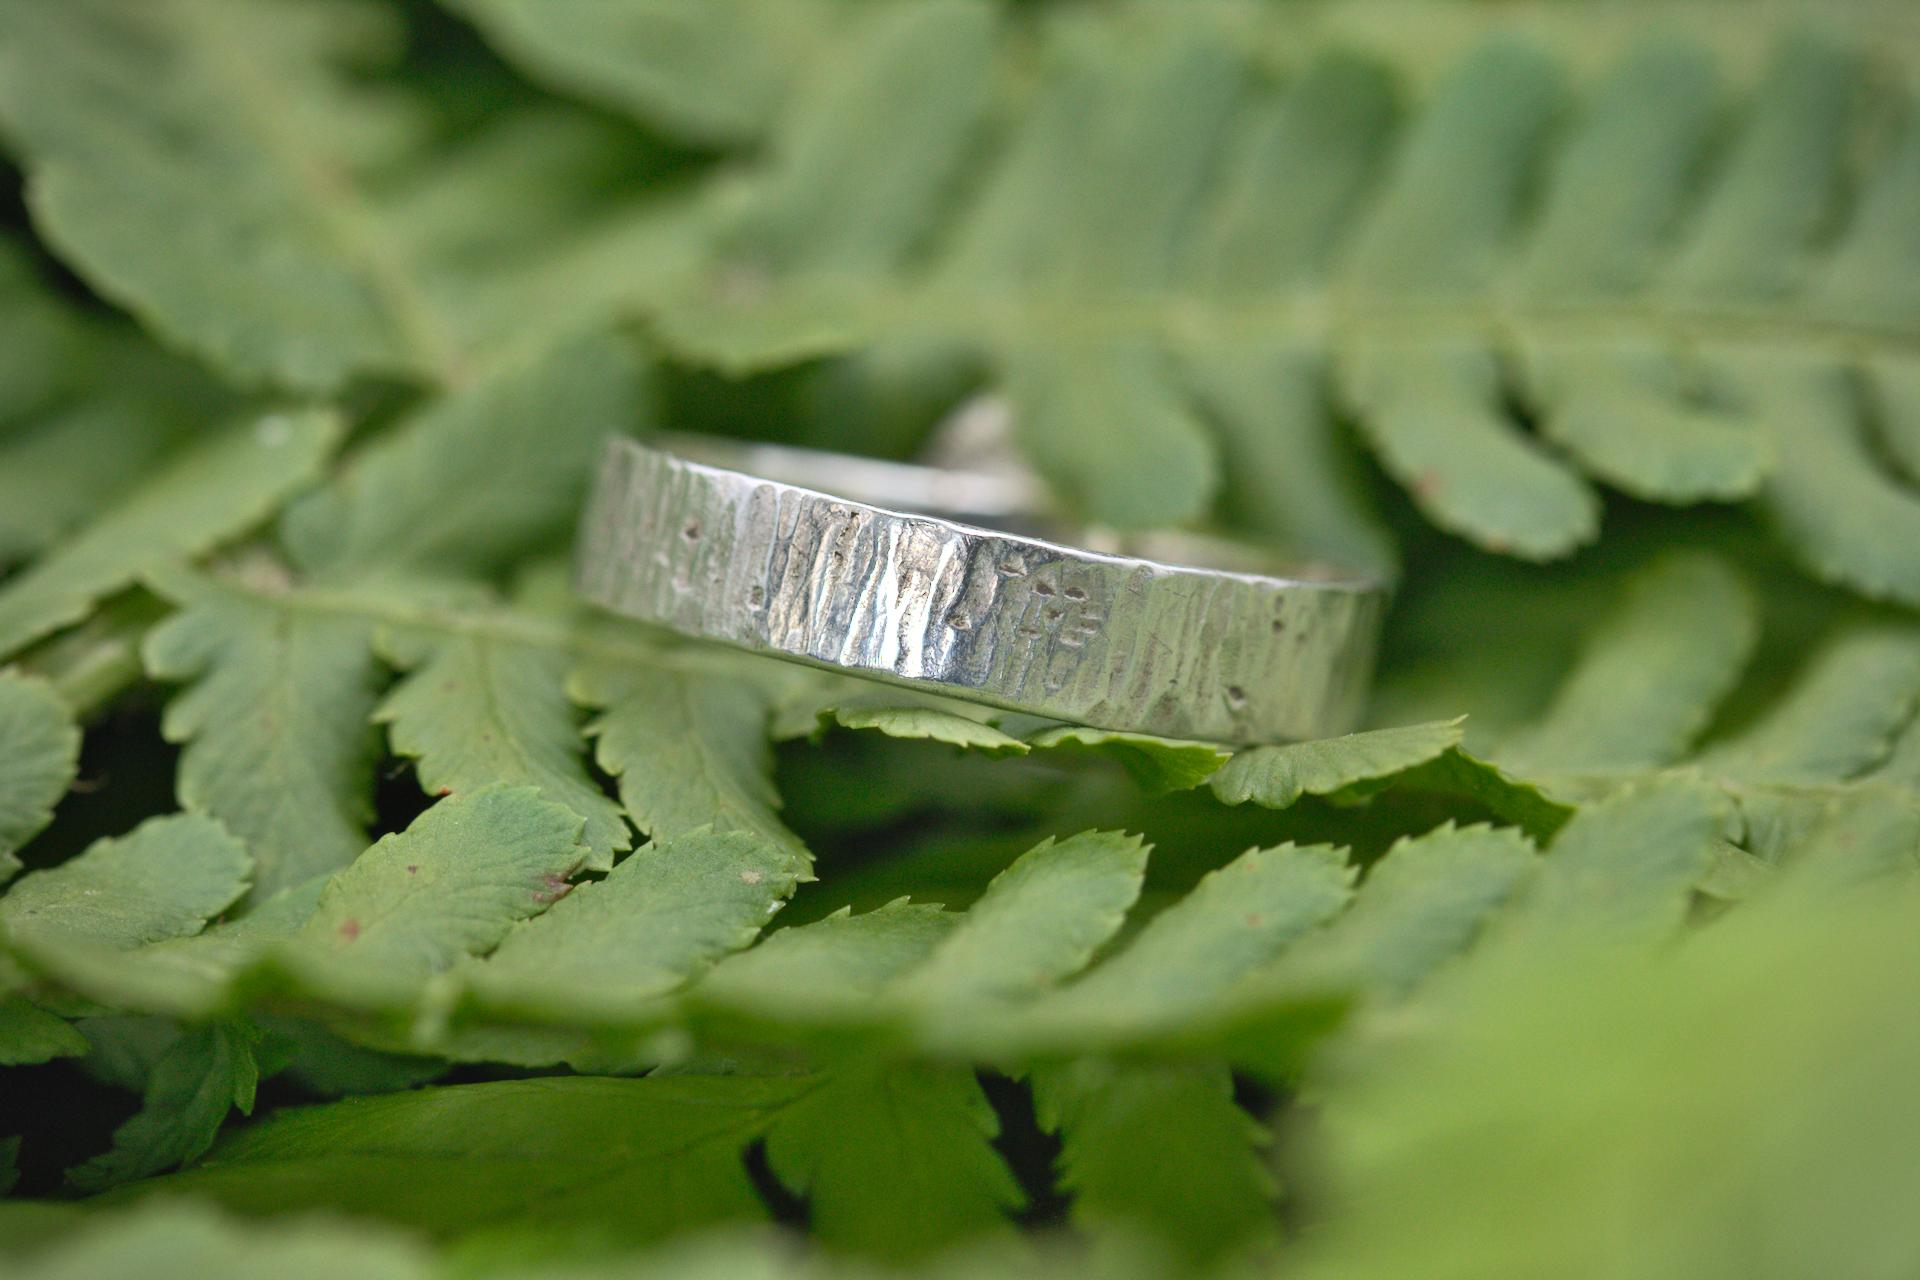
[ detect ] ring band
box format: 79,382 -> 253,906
576,437 -> 1385,744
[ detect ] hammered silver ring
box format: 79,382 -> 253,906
576,436 -> 1385,744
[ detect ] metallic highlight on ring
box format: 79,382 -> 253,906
576,438 -> 1385,744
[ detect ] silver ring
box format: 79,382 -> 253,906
576,437 -> 1385,744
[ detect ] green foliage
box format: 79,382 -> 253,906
289,785 -> 586,993
0,412 -> 338,659
144,569 -> 386,903
1,814 -> 251,954
1,2 -> 1918,1276
446,0 -> 826,146
129,1074 -> 803,1243
610,8 -> 1920,600
1034,1058 -> 1275,1267
0,673 -> 78,878
1290,883 -> 1920,1280
0,0 -> 699,391
68,1021 -> 262,1192
762,1061 -> 1020,1261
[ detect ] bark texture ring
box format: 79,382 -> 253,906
576,437 -> 1386,744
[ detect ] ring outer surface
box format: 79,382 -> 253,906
577,437 -> 1384,745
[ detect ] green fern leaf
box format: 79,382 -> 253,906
51,884 -> 335,1025
1012,843 -> 1353,1048
459,828 -> 796,1058
287,786 -> 585,995
1515,42 -> 1767,501
446,0 -> 818,146
0,363 -> 222,566
1209,718 -> 1466,809
376,629 -> 629,870
762,1061 -> 1021,1261
1023,728 -> 1232,792
691,900 -> 958,1031
0,1203 -> 440,1278
127,1074 -> 807,1243
68,1021 -> 261,1191
815,695 -> 1234,787
0,814 -> 251,954
0,240 -> 234,564
1766,786 -> 1920,895
1252,822 -> 1536,1002
143,571 -> 384,905
574,663 -> 807,864
1695,626 -> 1920,788
0,997 -> 88,1067
1496,551 -> 1759,776
1210,718 -> 1572,842
887,831 -> 1147,1011
1499,781 -> 1728,946
281,333 -> 647,579
0,412 -> 338,661
826,702 -> 1029,756
1290,882 -> 1920,1280
0,672 -> 80,879
1869,712 -> 1920,790
2,6 -> 1919,1264
1033,1059 -> 1275,1266
0,238 -> 93,428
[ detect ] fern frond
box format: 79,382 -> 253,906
1381,544 -> 1920,861
0,0 -> 701,392
506,7 -> 1920,596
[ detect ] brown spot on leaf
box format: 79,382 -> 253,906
532,872 -> 574,906
339,919 -> 361,940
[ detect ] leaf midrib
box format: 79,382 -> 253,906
681,270 -> 1920,358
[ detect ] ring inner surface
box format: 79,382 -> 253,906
652,434 -> 1370,588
